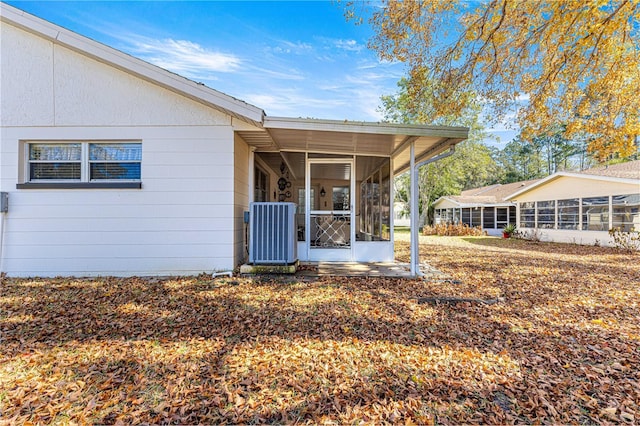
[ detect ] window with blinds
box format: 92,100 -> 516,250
29,144 -> 82,180
27,142 -> 141,182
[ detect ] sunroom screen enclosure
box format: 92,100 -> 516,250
240,117 -> 469,269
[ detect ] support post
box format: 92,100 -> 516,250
409,146 -> 456,278
410,141 -> 418,277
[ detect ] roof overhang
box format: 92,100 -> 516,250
237,117 -> 468,174
433,196 -> 513,209
505,172 -> 640,201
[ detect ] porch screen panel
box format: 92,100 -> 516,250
357,157 -> 390,241
381,163 -> 391,240
332,186 -> 349,210
520,202 -> 535,228
372,171 -> 381,237
536,200 -> 555,229
612,194 -> 640,232
297,188 -> 315,241
483,207 -> 495,229
582,196 -> 609,231
471,208 -> 481,227
496,207 -> 508,224
509,206 -> 517,224
461,208 -> 471,226
558,199 -> 579,230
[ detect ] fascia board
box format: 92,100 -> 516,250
265,116 -> 469,139
505,172 -> 640,201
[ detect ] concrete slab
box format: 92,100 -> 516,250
296,261 -> 450,280
240,261 -> 298,275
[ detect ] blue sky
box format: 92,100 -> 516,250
5,1 -> 517,145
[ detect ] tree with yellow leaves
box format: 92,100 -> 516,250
351,0 -> 640,160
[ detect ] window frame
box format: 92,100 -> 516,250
612,193 -> 640,232
536,200 -> 556,229
558,198 -> 580,230
581,196 -> 609,231
483,206 -> 495,229
254,165 -> 269,202
18,141 -> 142,189
519,202 -> 535,228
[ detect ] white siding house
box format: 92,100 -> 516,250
0,3 -> 468,277
506,161 -> 640,246
432,180 -> 539,236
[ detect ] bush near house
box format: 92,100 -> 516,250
422,222 -> 485,236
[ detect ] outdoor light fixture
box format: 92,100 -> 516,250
320,187 -> 326,197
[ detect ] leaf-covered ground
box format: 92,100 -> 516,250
1,236 -> 638,424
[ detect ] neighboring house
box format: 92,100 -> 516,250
392,202 -> 411,227
505,160 -> 640,246
432,180 -> 540,236
0,4 -> 468,277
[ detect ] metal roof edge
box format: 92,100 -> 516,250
1,2 -> 266,127
264,116 -> 469,138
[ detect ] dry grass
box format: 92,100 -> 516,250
1,237 -> 638,424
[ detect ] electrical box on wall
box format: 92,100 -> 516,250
0,192 -> 8,213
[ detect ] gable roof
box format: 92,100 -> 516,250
1,2 -> 468,170
0,2 -> 265,126
435,179 -> 542,207
578,160 -> 640,180
505,160 -> 640,200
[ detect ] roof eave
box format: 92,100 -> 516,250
264,116 -> 469,139
505,172 -> 640,201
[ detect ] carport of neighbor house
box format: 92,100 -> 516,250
237,117 -> 469,277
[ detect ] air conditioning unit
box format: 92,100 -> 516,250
249,202 -> 297,264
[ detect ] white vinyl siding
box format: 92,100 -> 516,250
4,126 -> 236,276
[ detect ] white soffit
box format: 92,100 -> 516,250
256,117 -> 468,172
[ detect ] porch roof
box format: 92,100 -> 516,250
237,117 -> 468,174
